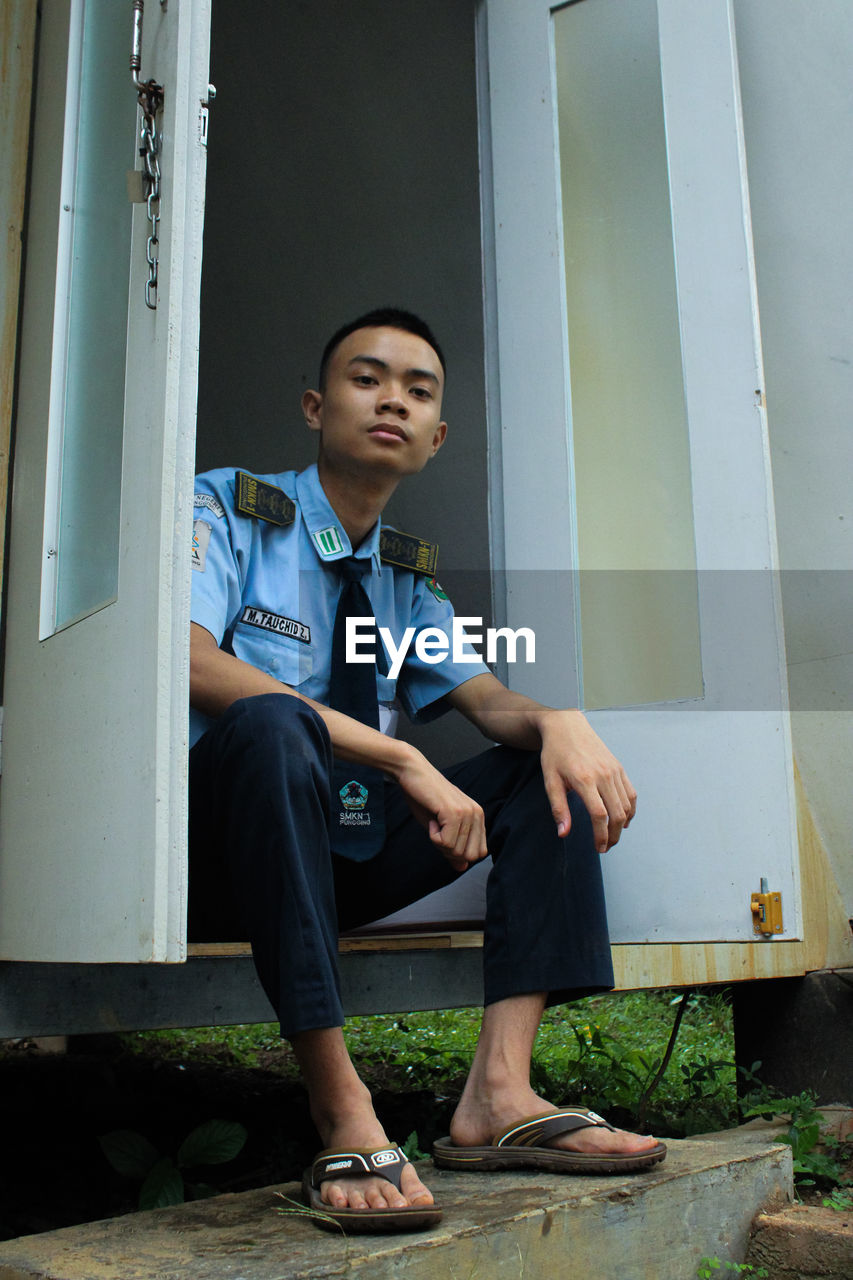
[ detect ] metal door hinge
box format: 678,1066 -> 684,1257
751,878 -> 783,936
199,83 -> 216,147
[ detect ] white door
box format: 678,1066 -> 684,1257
484,0 -> 798,942
0,0 -> 211,961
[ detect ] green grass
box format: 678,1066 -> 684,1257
123,987 -> 737,1137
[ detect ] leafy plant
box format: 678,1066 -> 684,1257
697,1258 -> 768,1278
100,1118 -> 247,1209
526,992 -> 739,1137
743,1090 -> 851,1188
822,1187 -> 853,1212
400,1129 -> 427,1161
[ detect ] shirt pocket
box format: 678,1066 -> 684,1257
232,612 -> 314,687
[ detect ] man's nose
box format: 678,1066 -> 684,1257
377,385 -> 408,416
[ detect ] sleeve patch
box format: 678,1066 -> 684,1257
379,528 -> 438,577
192,519 -> 212,572
235,471 -> 295,526
194,492 -> 225,518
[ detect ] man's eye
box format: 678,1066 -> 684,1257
353,374 -> 376,385
411,386 -> 432,399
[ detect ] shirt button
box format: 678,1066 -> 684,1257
268,659 -> 278,672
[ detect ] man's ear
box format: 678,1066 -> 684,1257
430,421 -> 448,456
302,388 -> 323,433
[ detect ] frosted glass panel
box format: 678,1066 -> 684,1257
553,0 -> 702,708
55,0 -> 132,629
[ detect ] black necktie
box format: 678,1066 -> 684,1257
328,559 -> 386,860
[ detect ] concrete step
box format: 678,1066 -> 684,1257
0,1128 -> 791,1280
746,1204 -> 853,1278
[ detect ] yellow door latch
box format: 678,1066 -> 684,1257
751,878 -> 783,935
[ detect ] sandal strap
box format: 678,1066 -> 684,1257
495,1108 -> 615,1148
311,1145 -> 409,1191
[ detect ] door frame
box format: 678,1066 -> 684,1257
0,0 -> 211,963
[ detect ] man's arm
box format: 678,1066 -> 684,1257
447,672 -> 636,854
190,623 -> 487,872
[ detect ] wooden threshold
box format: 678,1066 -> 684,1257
188,931 -> 485,959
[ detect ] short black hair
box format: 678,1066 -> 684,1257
318,308 -> 446,389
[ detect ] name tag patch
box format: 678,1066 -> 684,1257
240,606 -> 311,644
194,492 -> 225,518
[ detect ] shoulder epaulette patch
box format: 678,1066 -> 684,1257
379,528 -> 438,577
235,471 -> 295,527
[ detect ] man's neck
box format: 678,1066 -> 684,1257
316,458 -> 399,549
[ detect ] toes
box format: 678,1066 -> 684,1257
319,1156 -> 438,1213
369,1183 -> 408,1210
558,1125 -> 660,1156
409,1189 -> 435,1206
400,1166 -> 435,1207
613,1128 -> 660,1152
322,1172 -> 432,1212
322,1181 -> 359,1210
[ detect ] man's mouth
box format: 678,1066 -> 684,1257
368,423 -> 408,442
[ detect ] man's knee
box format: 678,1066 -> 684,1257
202,693 -> 331,779
223,692 -> 324,741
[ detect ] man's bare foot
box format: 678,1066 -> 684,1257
316,1111 -> 435,1212
449,1085 -> 660,1155
293,1027 -> 435,1212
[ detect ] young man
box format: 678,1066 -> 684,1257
188,308 -> 665,1233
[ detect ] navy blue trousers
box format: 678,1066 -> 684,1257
188,694 -> 614,1039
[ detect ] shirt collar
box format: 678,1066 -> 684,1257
296,464 -> 383,571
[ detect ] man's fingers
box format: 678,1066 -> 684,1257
446,805 -> 486,866
586,794 -> 611,854
428,815 -> 459,850
429,801 -> 486,869
623,777 -> 638,826
539,711 -> 639,852
461,809 -> 488,865
544,772 -> 572,838
547,767 -> 635,852
598,769 -> 637,849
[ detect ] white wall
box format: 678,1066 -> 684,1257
734,0 -> 853,914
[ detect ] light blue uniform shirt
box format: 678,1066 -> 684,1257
190,463 -> 489,747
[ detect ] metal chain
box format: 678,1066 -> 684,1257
137,82 -> 163,310
131,1 -> 164,311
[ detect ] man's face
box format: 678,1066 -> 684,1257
303,326 -> 447,478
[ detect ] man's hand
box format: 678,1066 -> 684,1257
539,708 -> 636,853
395,752 -> 487,874
448,675 -> 637,855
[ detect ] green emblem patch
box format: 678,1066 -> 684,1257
426,577 -> 448,601
313,526 -> 344,557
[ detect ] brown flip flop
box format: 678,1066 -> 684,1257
432,1107 -> 667,1175
301,1144 -> 442,1233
